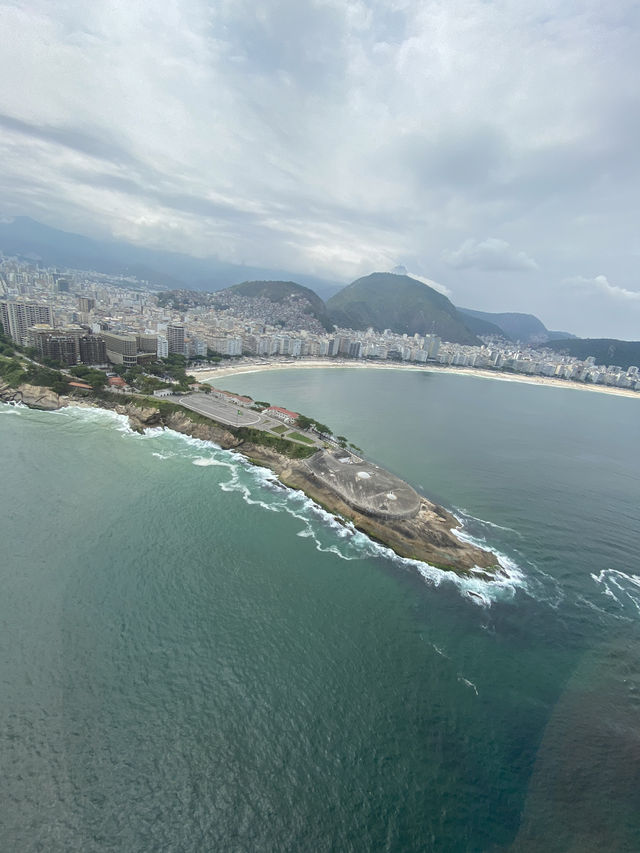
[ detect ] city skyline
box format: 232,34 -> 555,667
2,256 -> 639,394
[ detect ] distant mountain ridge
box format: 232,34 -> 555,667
326,272 -> 480,344
456,311 -> 512,340
459,308 -> 574,344
0,216 -> 342,299
545,338 -> 640,370
0,217 -> 625,350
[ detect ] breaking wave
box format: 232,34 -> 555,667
591,569 -> 640,616
42,404 -> 528,605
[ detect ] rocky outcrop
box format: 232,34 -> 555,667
0,383 -> 502,577
163,411 -> 241,449
249,448 -> 502,576
112,402 -> 163,431
0,382 -> 65,410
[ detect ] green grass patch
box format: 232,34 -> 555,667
286,431 -> 315,444
235,426 -> 316,459
269,424 -> 287,434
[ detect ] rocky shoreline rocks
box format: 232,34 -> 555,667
1,382 -> 504,578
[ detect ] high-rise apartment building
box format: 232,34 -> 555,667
0,300 -> 53,344
156,335 -> 168,359
78,296 -> 95,313
79,335 -> 107,365
27,326 -> 79,366
167,324 -> 185,355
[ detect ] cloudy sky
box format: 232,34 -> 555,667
1,0 -> 639,337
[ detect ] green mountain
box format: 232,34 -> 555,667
457,312 -> 512,340
459,308 -> 574,344
546,338 -> 640,370
226,280 -> 333,330
326,273 -> 479,344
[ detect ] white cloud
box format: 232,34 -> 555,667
390,265 -> 452,297
565,275 -> 640,302
443,238 -> 538,271
0,0 -> 639,334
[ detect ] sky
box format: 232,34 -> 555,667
0,0 -> 639,337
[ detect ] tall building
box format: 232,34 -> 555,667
27,326 -> 79,366
167,324 -> 185,355
79,334 -> 107,365
0,300 -> 53,344
156,335 -> 168,359
136,333 -> 158,354
102,332 -> 138,367
427,335 -> 441,359
78,296 -> 95,313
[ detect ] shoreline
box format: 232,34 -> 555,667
192,359 -> 640,400
0,381 -> 505,579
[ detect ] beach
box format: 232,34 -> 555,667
192,358 -> 640,400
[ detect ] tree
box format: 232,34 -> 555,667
297,413 -> 332,435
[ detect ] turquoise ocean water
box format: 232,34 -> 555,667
1,367 -> 639,851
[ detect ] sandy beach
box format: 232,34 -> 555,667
192,359 -> 640,400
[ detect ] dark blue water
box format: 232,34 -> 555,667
1,368 -> 639,851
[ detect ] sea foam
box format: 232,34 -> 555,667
45,403 -> 528,605
591,568 -> 640,616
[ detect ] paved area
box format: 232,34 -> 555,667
305,449 -> 421,519
178,393 -> 263,427
177,393 -> 323,447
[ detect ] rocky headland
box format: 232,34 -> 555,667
1,381 -> 504,578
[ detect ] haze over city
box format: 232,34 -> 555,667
1,1 -> 639,337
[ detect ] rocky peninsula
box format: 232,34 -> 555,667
1,381 -> 504,579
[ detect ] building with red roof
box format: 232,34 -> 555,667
265,406 -> 299,424
108,376 -> 127,388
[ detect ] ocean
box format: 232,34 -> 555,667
1,367 -> 639,852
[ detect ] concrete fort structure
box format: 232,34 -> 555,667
305,449 -> 421,520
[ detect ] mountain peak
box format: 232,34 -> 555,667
327,272 -> 479,343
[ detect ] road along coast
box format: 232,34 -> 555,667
1,381 -> 505,579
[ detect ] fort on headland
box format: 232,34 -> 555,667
0,380 -> 504,579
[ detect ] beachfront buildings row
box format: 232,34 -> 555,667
2,259 -> 639,392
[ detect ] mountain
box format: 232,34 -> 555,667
225,280 -> 333,330
459,308 -> 575,344
457,312 -> 512,340
545,338 -> 640,370
326,272 -> 479,344
0,216 -> 341,298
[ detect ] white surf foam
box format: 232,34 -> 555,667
154,427 -> 529,603
430,643 -> 449,659
192,456 -> 234,467
40,404 -> 529,605
457,676 -> 479,695
591,569 -> 640,616
453,508 -> 521,536
0,401 -> 25,414
54,404 -> 133,432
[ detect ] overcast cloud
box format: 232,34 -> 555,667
1,0 -> 639,336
